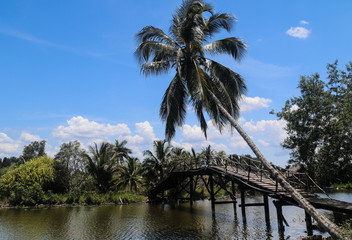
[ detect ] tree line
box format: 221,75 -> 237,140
0,139 -> 225,206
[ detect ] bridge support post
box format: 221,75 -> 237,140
273,200 -> 285,233
240,187 -> 246,223
263,194 -> 270,223
231,181 -> 237,216
190,176 -> 194,207
209,175 -> 215,212
305,211 -> 313,236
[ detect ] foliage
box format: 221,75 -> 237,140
142,140 -> 171,188
276,61 -> 352,185
117,157 -> 142,192
21,140 -> 46,162
114,139 -> 132,164
54,141 -> 86,191
340,218 -> 352,240
135,0 -> 247,141
83,142 -> 119,193
0,156 -> 55,205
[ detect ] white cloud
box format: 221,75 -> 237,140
52,116 -> 131,140
180,124 -> 205,142
239,95 -> 272,113
243,119 -> 287,146
286,26 -> 311,39
230,135 -> 249,149
20,132 -> 41,142
300,20 -> 309,25
0,132 -> 43,156
258,139 -> 270,147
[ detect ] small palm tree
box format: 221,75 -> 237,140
117,157 -> 142,192
170,147 -> 191,169
114,139 -> 132,164
142,140 -> 171,187
83,142 -> 118,193
135,0 -> 343,237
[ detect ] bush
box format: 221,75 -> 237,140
0,156 -> 54,206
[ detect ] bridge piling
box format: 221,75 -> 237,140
209,175 -> 215,212
305,211 -> 313,236
231,180 -> 237,216
190,176 -> 194,207
273,200 -> 285,233
263,194 -> 270,223
240,187 -> 247,223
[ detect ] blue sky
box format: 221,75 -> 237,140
1,0 -> 351,166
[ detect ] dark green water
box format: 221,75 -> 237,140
0,193 -> 350,240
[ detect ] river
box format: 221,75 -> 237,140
0,192 -> 351,239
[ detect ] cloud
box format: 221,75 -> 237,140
0,132 -> 43,156
239,95 -> 272,113
20,132 -> 41,142
286,26 -> 311,39
230,135 -> 249,149
52,116 -> 131,140
300,20 -> 309,25
258,139 -> 270,147
243,119 -> 287,146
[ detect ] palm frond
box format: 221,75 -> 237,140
135,41 -> 176,63
140,61 -> 173,77
205,13 -> 235,36
203,37 -> 247,60
160,74 -> 188,141
136,26 -> 178,47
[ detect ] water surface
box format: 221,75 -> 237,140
0,192 -> 350,239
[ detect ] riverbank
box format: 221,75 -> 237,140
0,191 -> 148,208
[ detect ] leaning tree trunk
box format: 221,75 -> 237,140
212,95 -> 345,239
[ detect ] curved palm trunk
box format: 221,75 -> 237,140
212,95 -> 344,239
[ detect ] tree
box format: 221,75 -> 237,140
136,0 -> 343,237
117,157 -> 142,192
142,140 -> 171,187
277,61 -> 352,186
83,142 -> 118,193
54,141 -> 86,190
114,139 -> 132,164
21,140 -> 46,162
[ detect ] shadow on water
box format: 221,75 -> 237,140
0,192 -> 351,239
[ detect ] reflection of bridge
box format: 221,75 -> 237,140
149,155 -> 352,237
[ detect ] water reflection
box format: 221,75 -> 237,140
0,192 -> 350,239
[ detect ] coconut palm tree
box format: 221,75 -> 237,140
114,139 -> 132,164
135,0 -> 343,237
117,157 -> 142,192
142,140 -> 171,187
83,142 -> 118,193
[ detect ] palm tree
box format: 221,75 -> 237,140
117,157 -> 142,192
135,0 -> 343,237
83,142 -> 118,193
114,139 -> 132,164
142,140 -> 171,187
170,147 -> 191,169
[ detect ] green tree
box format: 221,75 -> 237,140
117,157 -> 142,192
277,61 -> 352,186
0,156 -> 54,205
114,139 -> 132,164
21,140 -> 46,162
54,141 -> 86,190
83,142 -> 118,193
142,140 -> 171,187
136,1 -> 343,237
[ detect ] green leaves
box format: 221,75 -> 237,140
277,61 -> 352,185
136,0 -> 247,141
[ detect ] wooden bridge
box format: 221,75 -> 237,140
148,155 -> 352,237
